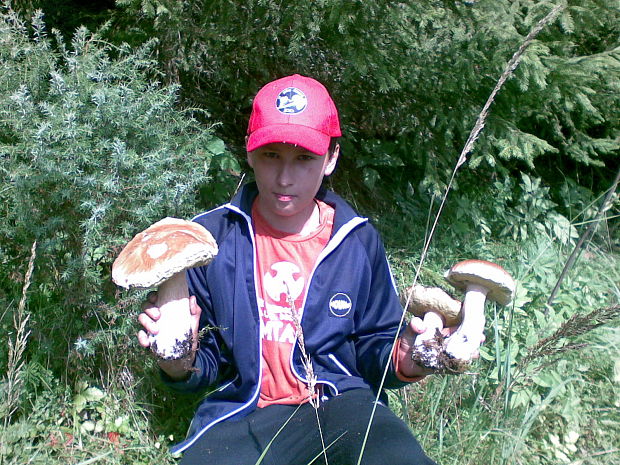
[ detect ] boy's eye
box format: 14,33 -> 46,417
262,151 -> 278,158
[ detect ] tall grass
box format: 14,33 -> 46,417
359,7 -> 567,463
2,241 -> 36,427
392,237 -> 620,465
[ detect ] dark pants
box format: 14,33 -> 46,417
179,388 -> 436,465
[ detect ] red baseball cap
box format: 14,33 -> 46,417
246,74 -> 341,156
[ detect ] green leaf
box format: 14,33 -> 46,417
362,167 -> 380,190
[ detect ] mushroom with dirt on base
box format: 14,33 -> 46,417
443,259 -> 515,370
403,284 -> 462,369
112,217 -> 218,360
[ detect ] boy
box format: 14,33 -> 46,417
139,74 -> 452,464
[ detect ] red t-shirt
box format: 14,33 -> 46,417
253,198 -> 334,407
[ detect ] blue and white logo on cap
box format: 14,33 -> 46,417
276,87 -> 307,115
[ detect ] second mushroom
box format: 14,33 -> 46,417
442,259 -> 515,371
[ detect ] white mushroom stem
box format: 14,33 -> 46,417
148,271 -> 194,359
444,283 -> 489,361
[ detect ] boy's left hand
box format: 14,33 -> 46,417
396,317 -> 441,378
396,318 -> 482,378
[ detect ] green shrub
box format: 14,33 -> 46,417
0,7 -> 235,416
0,9 -> 229,306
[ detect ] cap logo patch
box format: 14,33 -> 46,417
276,87 -> 307,115
329,293 -> 352,318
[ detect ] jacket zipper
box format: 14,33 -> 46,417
288,216 -> 368,393
174,204 -> 263,455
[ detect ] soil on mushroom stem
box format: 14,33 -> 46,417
438,354 -> 472,374
411,330 -> 446,368
151,329 -> 194,361
411,331 -> 472,375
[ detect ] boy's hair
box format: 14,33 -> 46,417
247,74 -> 341,157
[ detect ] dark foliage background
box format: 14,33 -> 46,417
11,1 -> 619,217
113,0 -> 619,206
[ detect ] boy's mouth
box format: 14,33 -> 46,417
275,193 -> 294,202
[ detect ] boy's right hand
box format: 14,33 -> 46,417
137,291 -> 202,380
137,291 -> 162,348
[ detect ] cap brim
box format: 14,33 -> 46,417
247,124 -> 332,156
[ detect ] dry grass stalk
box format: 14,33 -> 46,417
455,3 -> 565,169
285,288 -> 318,408
491,304 -> 620,402
3,241 -> 37,425
286,288 -> 330,464
518,304 -> 620,371
547,164 -> 620,306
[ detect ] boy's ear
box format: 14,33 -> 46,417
324,143 -> 340,176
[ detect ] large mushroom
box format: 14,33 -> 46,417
403,284 -> 462,369
443,259 -> 515,370
112,217 -> 218,360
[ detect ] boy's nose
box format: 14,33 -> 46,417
276,162 -> 294,186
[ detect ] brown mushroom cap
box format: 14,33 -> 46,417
444,259 -> 515,306
403,284 -> 462,326
112,217 -> 218,289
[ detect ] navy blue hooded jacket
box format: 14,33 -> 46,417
165,182 -> 409,455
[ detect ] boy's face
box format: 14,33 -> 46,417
247,143 -> 338,230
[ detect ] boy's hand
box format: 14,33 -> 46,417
137,292 -> 202,380
396,318 -> 483,378
396,317 -> 437,378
